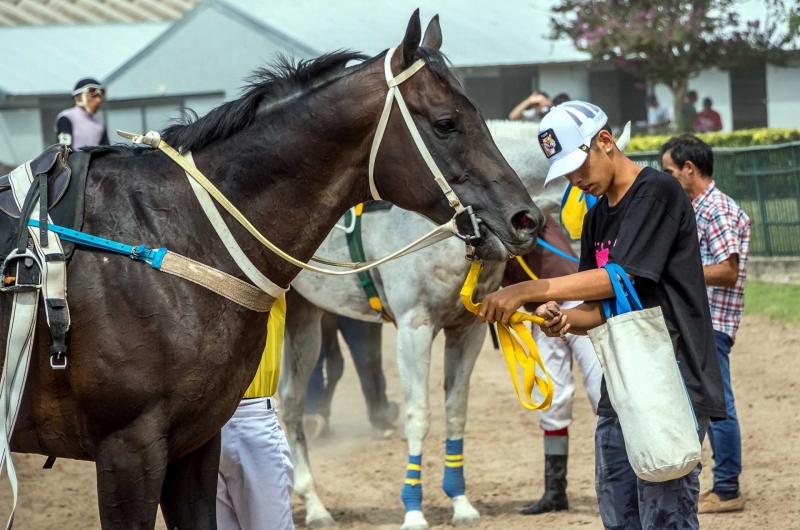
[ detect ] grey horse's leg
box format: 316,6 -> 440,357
442,323 -> 485,527
279,290 -> 336,528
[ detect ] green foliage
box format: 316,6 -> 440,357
550,0 -> 800,131
745,281 -> 800,324
550,0 -> 800,89
627,128 -> 800,153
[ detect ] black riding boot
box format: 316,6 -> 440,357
520,453 -> 569,515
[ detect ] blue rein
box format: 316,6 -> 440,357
536,237 -> 580,264
27,220 -> 168,268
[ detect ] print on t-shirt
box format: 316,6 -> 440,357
595,240 -> 612,267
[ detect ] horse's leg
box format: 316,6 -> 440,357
396,314 -> 435,530
279,291 -> 336,529
338,316 -> 397,436
442,323 -> 485,527
319,314 -> 344,424
94,423 -> 169,529
159,432 -> 221,530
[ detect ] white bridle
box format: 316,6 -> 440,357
368,46 -> 467,216
117,46 -> 487,282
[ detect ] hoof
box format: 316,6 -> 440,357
452,514 -> 481,527
402,510 -> 429,530
452,496 -> 481,527
306,514 -> 337,529
371,424 -> 396,439
303,413 -> 328,441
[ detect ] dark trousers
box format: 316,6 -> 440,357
707,330 -> 742,496
305,315 -> 390,426
595,415 -> 710,530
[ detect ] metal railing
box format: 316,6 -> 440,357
629,142 -> 800,257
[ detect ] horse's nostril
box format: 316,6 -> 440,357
512,211 -> 536,232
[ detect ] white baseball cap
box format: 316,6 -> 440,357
537,101 -> 608,185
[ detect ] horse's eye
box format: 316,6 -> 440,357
435,119 -> 456,134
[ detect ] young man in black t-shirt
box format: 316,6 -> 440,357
479,101 -> 725,530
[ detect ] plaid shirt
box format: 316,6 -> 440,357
692,182 -> 751,341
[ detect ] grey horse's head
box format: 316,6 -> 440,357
487,120 -> 632,215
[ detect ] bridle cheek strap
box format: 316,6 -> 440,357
368,46 -> 465,215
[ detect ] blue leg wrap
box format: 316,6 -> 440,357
401,454 -> 423,511
443,438 -> 466,498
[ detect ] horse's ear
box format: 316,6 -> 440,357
400,9 -> 422,67
421,15 -> 442,51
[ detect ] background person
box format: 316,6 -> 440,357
695,97 -> 723,132
509,91 -> 553,122
55,78 -> 109,149
682,90 -> 699,133
503,215 -> 601,516
647,94 -> 671,134
661,134 -> 750,514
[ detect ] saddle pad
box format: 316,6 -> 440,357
362,200 -> 393,213
0,151 -> 91,261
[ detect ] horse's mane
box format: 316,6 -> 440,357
87,47 -> 458,156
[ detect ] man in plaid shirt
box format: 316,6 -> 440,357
661,135 -> 750,514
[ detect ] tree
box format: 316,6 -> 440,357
550,0 -> 800,132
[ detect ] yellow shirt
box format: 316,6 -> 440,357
243,294 -> 286,399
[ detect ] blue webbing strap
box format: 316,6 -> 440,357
28,220 -> 168,268
536,237 -> 580,264
601,263 -> 643,319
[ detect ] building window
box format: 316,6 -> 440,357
730,63 -> 767,130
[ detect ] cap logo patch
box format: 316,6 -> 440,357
538,129 -> 561,158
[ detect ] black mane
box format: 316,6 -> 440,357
161,50 -> 369,152
87,47 -> 459,156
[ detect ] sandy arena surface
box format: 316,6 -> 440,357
0,315 -> 797,529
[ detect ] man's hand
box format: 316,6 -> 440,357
477,284 -> 527,324
527,93 -> 549,106
536,302 -> 570,340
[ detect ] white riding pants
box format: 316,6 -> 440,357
532,305 -> 602,431
216,397 -> 295,530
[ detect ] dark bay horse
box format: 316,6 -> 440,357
0,12 -> 542,529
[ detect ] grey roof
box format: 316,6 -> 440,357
216,0 -> 589,67
0,22 -> 169,95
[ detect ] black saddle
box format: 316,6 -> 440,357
0,146 -> 91,260
0,144 -> 73,218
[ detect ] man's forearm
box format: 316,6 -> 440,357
562,302 -> 605,335
517,269 -> 617,304
703,255 -> 739,287
508,100 -> 529,120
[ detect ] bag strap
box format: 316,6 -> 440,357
601,263 -> 643,319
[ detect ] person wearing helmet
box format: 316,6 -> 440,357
479,101 -> 725,530
55,78 -> 109,149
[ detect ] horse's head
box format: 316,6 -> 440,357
368,11 -> 543,261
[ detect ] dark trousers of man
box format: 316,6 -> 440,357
305,314 -> 390,427
595,415 -> 710,530
707,331 -> 742,497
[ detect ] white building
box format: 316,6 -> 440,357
1,0 -> 797,166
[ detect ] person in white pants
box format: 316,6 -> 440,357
503,216 -> 601,515
217,296 -> 295,530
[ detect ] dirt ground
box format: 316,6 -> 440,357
0,315 -> 798,529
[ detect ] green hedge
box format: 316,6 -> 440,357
627,128 -> 800,153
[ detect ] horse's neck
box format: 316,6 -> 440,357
192,78 -> 377,288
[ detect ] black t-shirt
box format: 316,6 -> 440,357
579,167 -> 726,421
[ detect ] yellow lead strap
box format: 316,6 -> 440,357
460,261 -> 554,410
515,255 -> 539,281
